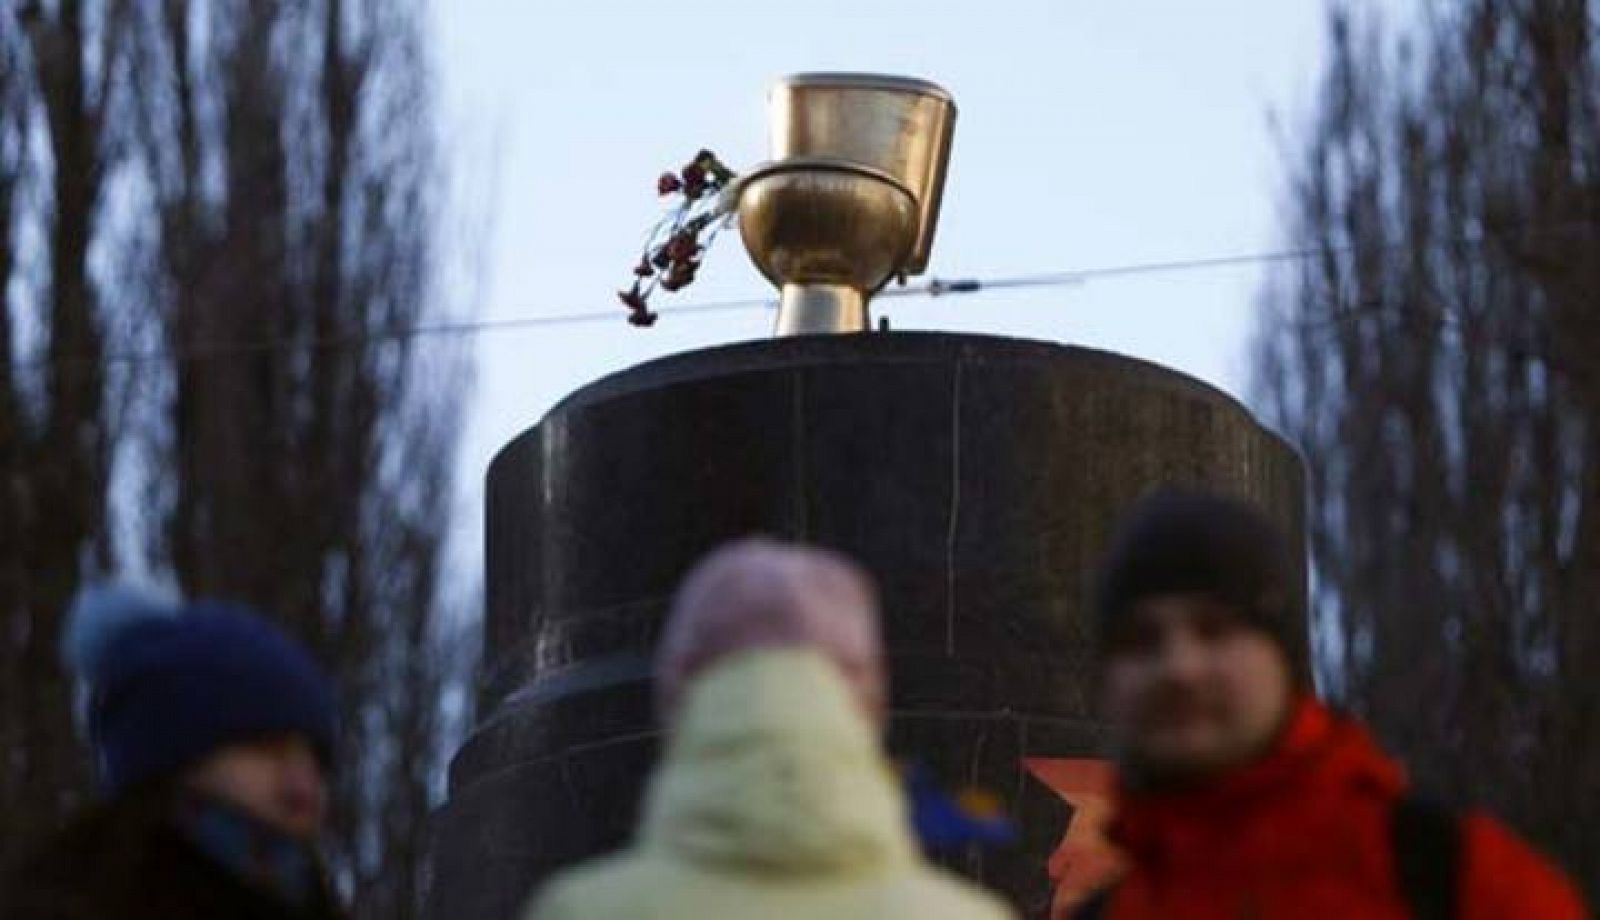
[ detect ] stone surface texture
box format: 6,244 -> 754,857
425,332 -> 1305,920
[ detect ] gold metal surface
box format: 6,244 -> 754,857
774,284 -> 867,336
767,73 -> 956,275
737,159 -> 918,335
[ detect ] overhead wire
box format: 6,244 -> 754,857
6,219 -> 1597,372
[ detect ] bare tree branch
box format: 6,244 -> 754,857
1256,0 -> 1600,895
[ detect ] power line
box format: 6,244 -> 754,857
884,246 -> 1322,298
6,221 -> 1597,372
35,295 -> 779,372
0,246 -> 1341,371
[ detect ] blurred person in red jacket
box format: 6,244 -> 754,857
1076,490 -> 1587,920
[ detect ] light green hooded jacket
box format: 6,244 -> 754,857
524,648 -> 1016,920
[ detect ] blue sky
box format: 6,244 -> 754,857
433,1 -> 1341,571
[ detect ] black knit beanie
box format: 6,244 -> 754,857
1095,489 -> 1306,681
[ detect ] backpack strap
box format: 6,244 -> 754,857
1391,795 -> 1461,920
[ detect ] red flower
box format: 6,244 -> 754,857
663,230 -> 700,264
659,259 -> 700,292
618,284 -> 649,313
681,162 -> 709,199
621,150 -> 739,325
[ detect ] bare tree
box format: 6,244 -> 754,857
128,1 -> 470,914
0,0 -> 133,881
1,3 -> 470,916
1256,0 -> 1600,896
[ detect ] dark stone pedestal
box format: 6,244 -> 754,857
425,332 -> 1304,919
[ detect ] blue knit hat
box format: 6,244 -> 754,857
62,584 -> 338,796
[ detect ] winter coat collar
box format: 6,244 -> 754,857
1111,697 -> 1407,866
174,792 -> 321,909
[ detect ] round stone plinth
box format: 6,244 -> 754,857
425,332 -> 1304,919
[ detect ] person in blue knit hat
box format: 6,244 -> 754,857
2,584 -> 345,920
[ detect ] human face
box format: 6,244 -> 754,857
1099,593 -> 1292,784
185,734 -> 328,840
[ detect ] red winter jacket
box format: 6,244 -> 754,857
1098,698 -> 1588,920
